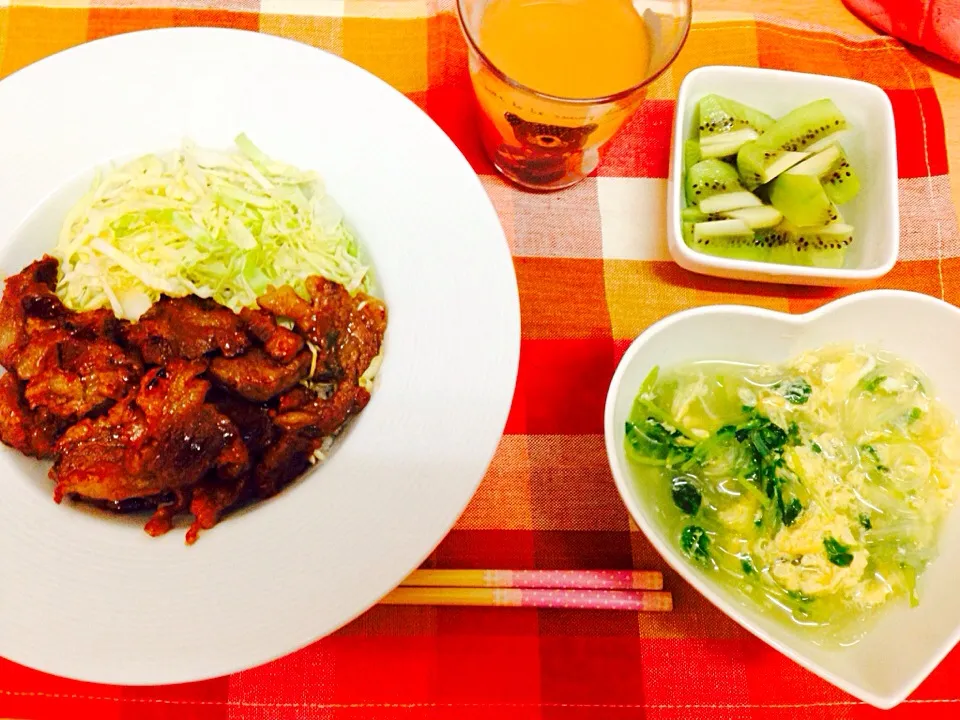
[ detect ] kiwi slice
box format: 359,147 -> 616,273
768,172 -> 840,227
702,129 -> 759,159
698,95 -> 774,137
737,98 -> 848,189
685,215 -> 853,267
698,95 -> 774,159
740,151 -> 810,190
787,144 -> 861,205
699,190 -> 763,214
687,221 -> 770,261
684,158 -> 743,205
723,205 -> 783,229
683,139 -> 702,172
681,207 -> 722,223
685,212 -> 854,267
786,143 -> 842,176
766,222 -> 853,268
687,219 -> 765,260
693,219 -> 753,240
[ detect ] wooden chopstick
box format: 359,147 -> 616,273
381,587 -> 673,612
401,569 -> 663,591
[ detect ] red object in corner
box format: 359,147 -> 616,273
844,0 -> 960,63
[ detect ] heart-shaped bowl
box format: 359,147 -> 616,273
604,290 -> 960,709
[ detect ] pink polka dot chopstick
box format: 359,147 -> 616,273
380,570 -> 673,611
401,569 -> 663,590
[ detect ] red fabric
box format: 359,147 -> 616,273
844,0 -> 960,63
0,3 -> 959,718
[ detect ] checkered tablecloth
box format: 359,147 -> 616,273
1,1 -> 959,718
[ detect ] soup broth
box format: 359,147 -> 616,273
625,344 -> 960,643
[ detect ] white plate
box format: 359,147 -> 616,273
604,291 -> 960,709
667,66 -> 899,286
0,28 -> 520,685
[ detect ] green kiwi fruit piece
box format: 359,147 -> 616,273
684,158 -> 743,205
737,98 -> 848,188
723,205 -> 783,229
701,128 -> 760,160
686,219 -> 765,261
698,95 -> 775,137
765,222 -> 853,268
768,172 -> 841,227
786,143 -> 861,205
685,219 -> 853,267
681,207 -> 722,223
683,139 -> 702,172
699,190 -> 763,214
698,94 -> 774,159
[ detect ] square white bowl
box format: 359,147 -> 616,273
604,291 -> 960,709
667,66 -> 899,286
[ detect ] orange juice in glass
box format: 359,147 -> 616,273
457,0 -> 691,190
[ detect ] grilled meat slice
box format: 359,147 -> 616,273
0,372 -> 65,458
208,388 -> 277,454
0,256 -> 62,370
208,347 -> 312,402
0,255 -> 70,370
273,382 -> 371,437
123,295 -> 250,365
257,276 -> 386,383
239,307 -> 304,363
168,390 -> 282,543
50,359 -> 247,502
22,334 -> 142,420
0,257 -> 142,422
253,382 -> 371,497
254,431 -> 318,499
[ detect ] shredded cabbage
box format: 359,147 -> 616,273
53,134 -> 371,320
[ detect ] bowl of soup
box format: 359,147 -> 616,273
604,290 -> 960,709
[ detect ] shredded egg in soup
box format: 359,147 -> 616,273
625,344 -> 960,643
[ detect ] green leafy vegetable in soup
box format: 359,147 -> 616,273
779,378 -> 812,405
681,525 -> 710,561
671,478 -> 702,515
624,344 -> 960,643
823,536 -> 854,567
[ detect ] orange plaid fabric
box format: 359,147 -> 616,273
0,1 -> 958,718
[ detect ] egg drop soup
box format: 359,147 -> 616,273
625,344 -> 960,643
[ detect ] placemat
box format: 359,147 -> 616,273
0,1 -> 958,718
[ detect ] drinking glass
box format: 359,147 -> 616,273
457,0 -> 691,191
